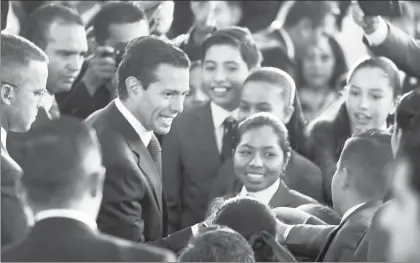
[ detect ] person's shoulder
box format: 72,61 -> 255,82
98,233 -> 176,261
289,188 -> 319,206
171,103 -> 208,129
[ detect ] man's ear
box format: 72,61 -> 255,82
1,83 -> 14,105
125,76 -> 143,98
283,105 -> 295,124
297,18 -> 313,39
341,167 -> 351,191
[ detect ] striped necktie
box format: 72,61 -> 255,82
147,135 -> 162,176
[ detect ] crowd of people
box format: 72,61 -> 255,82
1,0 -> 420,262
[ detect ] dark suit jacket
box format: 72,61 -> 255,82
216,178 -> 318,209
162,103 -> 224,232
85,101 -> 191,253
210,150 -> 324,203
353,201 -> 389,262
1,145 -> 28,248
1,217 -> 176,262
365,22 -> 420,80
286,201 -> 382,262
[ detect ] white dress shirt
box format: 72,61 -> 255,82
238,179 -> 280,206
115,98 -> 153,147
1,126 -> 7,150
210,102 -> 238,153
34,209 -> 97,231
364,17 -> 389,46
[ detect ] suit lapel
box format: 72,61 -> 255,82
269,180 -> 293,208
108,102 -> 163,212
197,103 -> 221,162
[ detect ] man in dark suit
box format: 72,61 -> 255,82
275,130 -> 393,261
1,0 -> 9,30
352,2 -> 420,80
86,36 -> 197,252
58,2 -> 150,119
162,27 -> 262,233
0,32 -> 49,247
211,67 -> 324,203
1,117 -> 176,262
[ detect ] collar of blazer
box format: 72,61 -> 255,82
233,179 -> 293,208
106,102 -> 163,213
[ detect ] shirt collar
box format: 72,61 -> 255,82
34,209 -> 97,231
341,202 -> 366,223
210,102 -> 238,129
1,126 -> 7,150
115,97 -> 153,147
239,178 -> 281,205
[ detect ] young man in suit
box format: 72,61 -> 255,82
162,26 -> 262,233
211,67 -> 324,203
85,36 -> 196,253
0,32 -> 49,247
1,117 -> 176,262
276,130 -> 393,261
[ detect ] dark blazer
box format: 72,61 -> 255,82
365,22 -> 420,80
210,151 -> 324,203
1,217 -> 176,262
286,201 -> 382,262
85,101 -> 191,253
216,178 -> 318,209
162,103 -> 224,233
353,201 -> 390,262
306,103 -> 352,205
1,144 -> 28,248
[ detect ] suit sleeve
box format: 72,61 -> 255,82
150,226 -> 193,254
162,125 -> 184,233
365,23 -> 420,79
286,224 -> 335,259
97,133 -> 147,242
1,158 -> 29,247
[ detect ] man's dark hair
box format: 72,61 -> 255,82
1,0 -> 9,30
179,225 -> 255,262
284,1 -> 338,29
395,89 -> 420,151
117,36 -> 190,100
212,197 -> 278,262
339,129 -> 393,200
92,2 -> 148,45
20,4 -> 83,50
19,116 -> 103,209
201,26 -> 262,69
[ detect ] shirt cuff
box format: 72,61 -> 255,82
191,223 -> 200,236
284,225 -> 294,241
365,17 -> 388,46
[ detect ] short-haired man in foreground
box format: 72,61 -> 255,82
1,117 -> 176,262
276,130 -> 393,261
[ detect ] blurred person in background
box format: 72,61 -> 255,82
297,33 -> 348,122
19,4 -> 87,122
184,61 -> 208,110
58,2 -> 150,120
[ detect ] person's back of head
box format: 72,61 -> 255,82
332,129 -> 393,214
393,88 -> 420,156
179,225 -> 255,262
212,196 -> 278,261
1,32 -> 49,132
20,3 -> 83,50
92,1 -> 149,45
19,116 -> 106,217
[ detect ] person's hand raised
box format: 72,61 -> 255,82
351,2 -> 382,35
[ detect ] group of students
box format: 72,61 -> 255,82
1,0 -> 420,262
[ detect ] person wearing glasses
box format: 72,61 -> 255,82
1,32 -> 49,247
